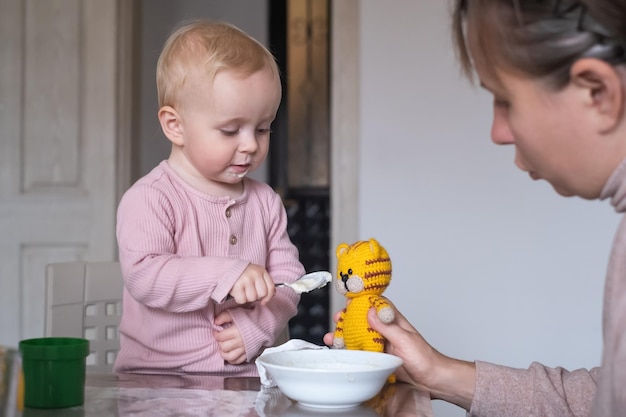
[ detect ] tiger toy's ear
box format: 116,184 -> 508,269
367,238 -> 389,259
367,238 -> 380,254
336,243 -> 350,258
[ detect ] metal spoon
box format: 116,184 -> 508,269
226,271 -> 332,301
276,271 -> 332,294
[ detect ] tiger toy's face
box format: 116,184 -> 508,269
335,238 -> 392,299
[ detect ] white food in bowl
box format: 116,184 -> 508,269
256,349 -> 403,409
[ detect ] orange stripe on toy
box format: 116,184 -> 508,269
363,270 -> 392,279
365,284 -> 390,291
365,257 -> 390,265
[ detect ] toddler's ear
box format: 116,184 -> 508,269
158,106 -> 184,146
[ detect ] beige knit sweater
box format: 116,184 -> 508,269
469,158 -> 626,417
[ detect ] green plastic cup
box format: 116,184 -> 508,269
18,337 -> 89,408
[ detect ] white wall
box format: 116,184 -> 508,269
358,1 -> 618,416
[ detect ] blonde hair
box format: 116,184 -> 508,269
156,20 -> 281,108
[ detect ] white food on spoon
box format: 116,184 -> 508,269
280,271 -> 332,294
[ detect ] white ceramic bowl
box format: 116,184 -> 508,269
256,349 -> 402,409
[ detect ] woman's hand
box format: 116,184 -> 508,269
324,305 -> 476,410
322,309 -> 342,346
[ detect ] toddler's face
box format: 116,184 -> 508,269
176,68 -> 281,194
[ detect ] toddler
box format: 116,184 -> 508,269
114,20 -> 305,374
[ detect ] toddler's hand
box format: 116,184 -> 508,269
213,311 -> 246,364
230,264 -> 275,305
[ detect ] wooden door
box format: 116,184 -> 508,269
0,0 -> 134,348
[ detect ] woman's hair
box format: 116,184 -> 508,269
156,20 -> 281,108
452,0 -> 626,89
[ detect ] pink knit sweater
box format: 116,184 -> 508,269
469,158 -> 626,416
113,161 -> 305,374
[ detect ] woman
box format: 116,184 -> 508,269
326,1 -> 626,415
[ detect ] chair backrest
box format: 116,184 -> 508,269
45,261 -> 123,373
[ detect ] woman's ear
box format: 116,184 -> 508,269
158,106 -> 184,146
570,58 -> 625,133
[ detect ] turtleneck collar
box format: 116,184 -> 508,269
600,158 -> 626,213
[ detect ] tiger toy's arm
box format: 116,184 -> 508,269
333,307 -> 347,349
371,295 -> 395,324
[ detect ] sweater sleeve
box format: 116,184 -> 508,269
116,183 -> 247,312
469,361 -> 599,417
228,189 -> 305,360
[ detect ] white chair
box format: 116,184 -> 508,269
45,261 -> 124,373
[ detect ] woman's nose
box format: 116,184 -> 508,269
491,107 -> 514,145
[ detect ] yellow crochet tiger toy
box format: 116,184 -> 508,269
332,238 -> 394,355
